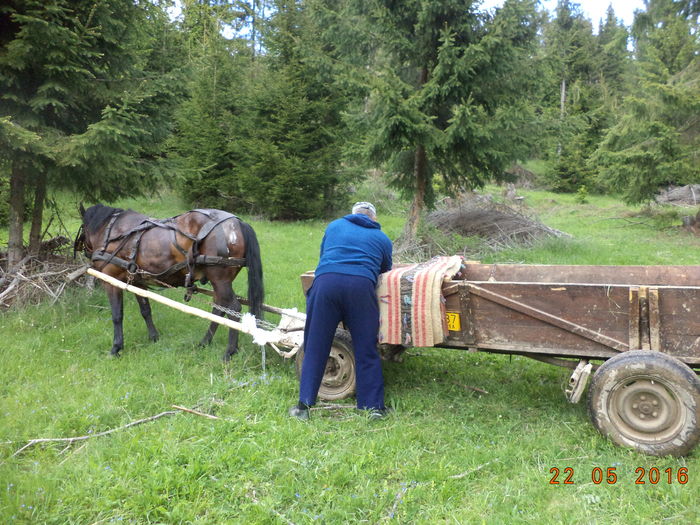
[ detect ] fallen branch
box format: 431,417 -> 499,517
453,382 -> 489,395
1,256 -> 89,308
11,410 -> 179,457
57,442 -> 88,466
449,459 -> 499,479
596,216 -> 654,227
0,274 -> 22,306
66,264 -> 88,282
311,403 -> 355,411
0,255 -> 32,304
172,404 -> 220,420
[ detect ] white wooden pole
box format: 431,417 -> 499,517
87,268 -> 248,333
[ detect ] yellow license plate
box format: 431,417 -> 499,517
446,312 -> 461,331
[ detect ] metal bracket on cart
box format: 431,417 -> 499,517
566,360 -> 593,403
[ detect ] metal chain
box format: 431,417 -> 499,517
124,273 -> 280,331
211,302 -> 279,331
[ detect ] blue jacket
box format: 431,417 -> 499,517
315,214 -> 393,284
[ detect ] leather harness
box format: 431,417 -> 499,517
87,209 -> 246,299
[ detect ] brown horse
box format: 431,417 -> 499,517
75,204 -> 264,360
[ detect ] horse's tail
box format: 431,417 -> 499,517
240,220 -> 264,319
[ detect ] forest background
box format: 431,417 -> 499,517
1,3 -> 700,522
1,0 -> 699,265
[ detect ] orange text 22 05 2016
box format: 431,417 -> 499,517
548,466 -> 689,485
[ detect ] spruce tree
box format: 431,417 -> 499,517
539,1 -> 602,192
313,0 -> 542,238
592,0 -> 699,203
170,0 -> 251,210
232,0 -> 348,219
0,0 -> 181,267
173,0 -> 349,220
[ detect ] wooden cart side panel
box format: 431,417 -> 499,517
463,264 -> 700,287
657,288 -> 700,359
466,293 -> 622,359
441,281 -> 631,358
467,281 -> 631,348
442,281 -> 700,365
443,285 -> 473,345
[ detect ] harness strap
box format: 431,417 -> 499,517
171,229 -> 188,257
128,229 -> 148,264
92,251 -> 139,274
195,255 -> 246,267
101,213 -> 121,252
90,210 -> 245,295
107,218 -> 197,243
194,214 -> 236,248
95,212 -> 134,270
184,213 -> 238,300
90,253 -> 246,278
191,209 -> 214,217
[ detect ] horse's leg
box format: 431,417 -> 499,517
136,295 -> 159,342
223,294 -> 243,362
199,309 -> 220,348
105,284 -> 124,357
202,278 -> 241,361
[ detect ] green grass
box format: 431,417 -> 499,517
477,187 -> 700,265
1,188 -> 699,524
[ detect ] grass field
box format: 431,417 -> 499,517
1,188 -> 699,524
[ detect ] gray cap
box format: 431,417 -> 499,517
352,201 -> 377,217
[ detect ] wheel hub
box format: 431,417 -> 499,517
322,348 -> 352,388
611,378 -> 683,442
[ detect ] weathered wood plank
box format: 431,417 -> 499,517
462,263 -> 700,287
639,287 -> 651,350
629,287 -> 640,349
649,287 -> 661,351
465,282 -> 629,352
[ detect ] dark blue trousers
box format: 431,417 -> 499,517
299,273 -> 385,410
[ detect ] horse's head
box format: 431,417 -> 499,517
74,204 -> 123,259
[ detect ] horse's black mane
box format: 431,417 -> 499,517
83,204 -> 125,233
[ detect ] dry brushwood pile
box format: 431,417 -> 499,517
0,237 -> 90,309
425,192 -> 570,254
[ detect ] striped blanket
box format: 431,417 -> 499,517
377,255 -> 464,347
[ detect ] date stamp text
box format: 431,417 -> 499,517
549,466 -> 689,485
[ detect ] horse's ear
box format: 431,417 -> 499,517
79,203 -> 86,218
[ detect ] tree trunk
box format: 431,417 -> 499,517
7,163 -> 26,269
557,77 -> 566,156
28,171 -> 47,255
560,77 -> 566,118
401,66 -> 430,241
402,144 -> 428,240
251,0 -> 257,58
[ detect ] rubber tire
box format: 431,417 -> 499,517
294,329 -> 356,401
588,350 -> 700,457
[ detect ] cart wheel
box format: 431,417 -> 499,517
588,351 -> 700,457
295,329 -> 356,400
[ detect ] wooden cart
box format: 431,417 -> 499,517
299,264 -> 700,457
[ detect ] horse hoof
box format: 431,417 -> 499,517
150,334 -> 159,343
109,350 -> 121,358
